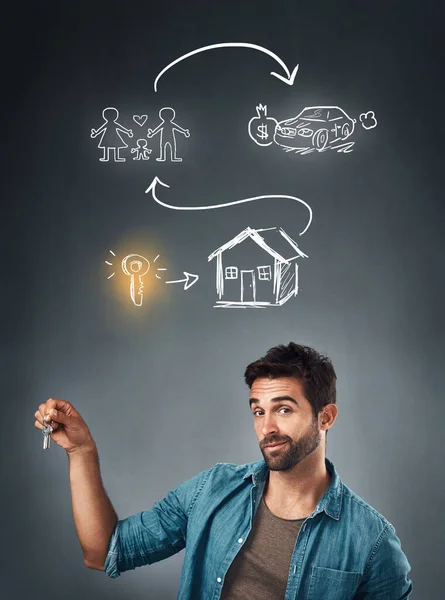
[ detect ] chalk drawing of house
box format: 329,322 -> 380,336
207,226 -> 308,308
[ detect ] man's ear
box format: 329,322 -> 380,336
320,404 -> 338,429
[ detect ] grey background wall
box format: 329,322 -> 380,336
4,1 -> 444,599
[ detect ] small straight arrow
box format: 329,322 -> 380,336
165,271 -> 199,290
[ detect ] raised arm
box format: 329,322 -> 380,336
34,399 -> 118,569
91,122 -> 107,138
103,466 -> 215,577
70,445 -> 119,569
116,123 -> 133,136
171,122 -> 189,135
34,398 -> 215,578
147,123 -> 163,137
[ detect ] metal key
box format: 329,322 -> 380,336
42,420 -> 52,449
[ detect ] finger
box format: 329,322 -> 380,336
35,409 -> 44,424
44,406 -> 68,426
40,399 -> 76,426
38,403 -> 52,421
34,419 -> 55,432
34,410 -> 57,429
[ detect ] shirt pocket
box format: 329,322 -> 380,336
307,566 -> 362,600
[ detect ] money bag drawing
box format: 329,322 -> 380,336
248,104 -> 278,147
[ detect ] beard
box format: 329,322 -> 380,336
260,415 -> 322,471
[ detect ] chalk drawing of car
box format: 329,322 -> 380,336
274,106 -> 356,151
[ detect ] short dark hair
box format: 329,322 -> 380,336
244,342 -> 337,419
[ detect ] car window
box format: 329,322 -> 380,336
302,109 -> 326,120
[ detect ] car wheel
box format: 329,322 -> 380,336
341,122 -> 351,139
313,129 -> 329,150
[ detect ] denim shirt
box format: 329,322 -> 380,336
104,457 -> 413,599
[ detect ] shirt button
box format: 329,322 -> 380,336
238,538 -> 243,543
217,577 -> 222,583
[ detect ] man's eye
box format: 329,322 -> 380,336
253,408 -> 291,416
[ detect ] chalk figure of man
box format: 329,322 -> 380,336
147,107 -> 190,162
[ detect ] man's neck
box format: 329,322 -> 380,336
265,453 -> 331,511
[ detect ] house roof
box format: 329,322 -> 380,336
208,226 -> 308,264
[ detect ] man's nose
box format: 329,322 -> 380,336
261,414 -> 278,436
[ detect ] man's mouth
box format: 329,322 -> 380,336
264,441 -> 287,448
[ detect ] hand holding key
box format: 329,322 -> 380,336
34,398 -> 96,455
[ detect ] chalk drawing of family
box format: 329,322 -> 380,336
91,106 -> 190,162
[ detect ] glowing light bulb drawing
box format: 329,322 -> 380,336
122,253 -> 150,306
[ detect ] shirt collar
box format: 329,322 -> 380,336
243,456 -> 343,521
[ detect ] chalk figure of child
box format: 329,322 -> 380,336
131,140 -> 152,160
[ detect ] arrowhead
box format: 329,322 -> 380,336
183,272 -> 199,290
270,64 -> 299,86
145,176 -> 170,195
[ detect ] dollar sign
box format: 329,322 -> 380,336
257,124 -> 268,140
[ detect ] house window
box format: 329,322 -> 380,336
257,265 -> 272,281
225,266 -> 238,279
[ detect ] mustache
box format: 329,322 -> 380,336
262,438 -> 289,447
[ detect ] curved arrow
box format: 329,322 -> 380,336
154,42 -> 299,91
165,271 -> 199,290
145,177 -> 312,236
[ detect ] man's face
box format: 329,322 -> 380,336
249,377 -> 322,471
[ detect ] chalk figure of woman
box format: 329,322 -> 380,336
90,107 -> 133,162
147,107 -> 190,162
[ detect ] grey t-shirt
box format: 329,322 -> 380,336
220,496 -> 305,599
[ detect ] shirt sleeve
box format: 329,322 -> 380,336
104,465 -> 215,578
355,522 -> 413,599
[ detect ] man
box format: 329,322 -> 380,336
34,342 -> 413,599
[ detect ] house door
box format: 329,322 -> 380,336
241,270 -> 256,303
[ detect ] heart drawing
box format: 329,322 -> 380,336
133,115 -> 148,127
